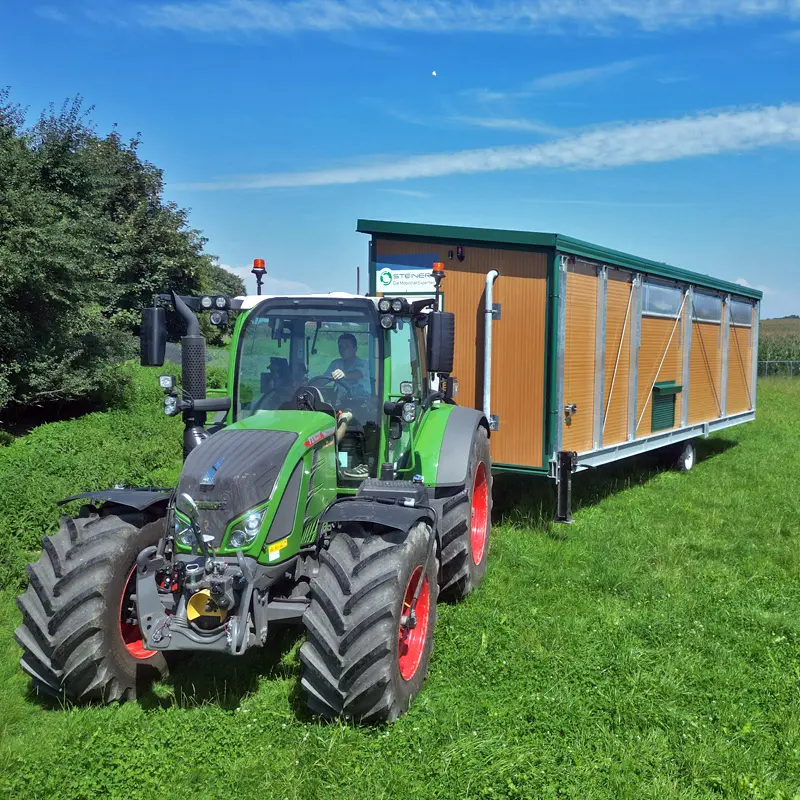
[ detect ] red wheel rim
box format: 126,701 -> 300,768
470,462 -> 489,566
398,566 -> 430,681
120,567 -> 157,660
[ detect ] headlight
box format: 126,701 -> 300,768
378,298 -> 392,313
200,295 -> 213,309
175,519 -> 197,546
228,509 -> 266,550
214,295 -> 227,309
164,396 -> 178,416
380,314 -> 395,330
402,402 -> 417,423
391,298 -> 405,313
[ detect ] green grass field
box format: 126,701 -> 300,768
1,374 -> 799,799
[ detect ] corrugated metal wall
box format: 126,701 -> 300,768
689,321 -> 723,424
562,263 -> 597,453
727,324 -> 754,415
373,238 -> 548,468
602,270 -> 632,447
636,315 -> 684,438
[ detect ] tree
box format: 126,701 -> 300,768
0,90 -> 243,414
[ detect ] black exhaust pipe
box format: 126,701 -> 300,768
171,292 -> 208,459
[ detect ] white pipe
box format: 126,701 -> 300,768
483,270 -> 500,423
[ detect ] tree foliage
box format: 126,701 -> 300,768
0,90 -> 244,414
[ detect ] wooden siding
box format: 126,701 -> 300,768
636,314 -> 684,438
727,325 -> 754,414
689,321 -> 723,424
562,263 -> 597,453
374,238 -> 548,468
602,270 -> 632,447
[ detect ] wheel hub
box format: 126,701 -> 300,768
398,566 -> 430,681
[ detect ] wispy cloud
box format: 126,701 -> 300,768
463,59 -> 645,105
35,5 -> 66,22
529,59 -> 641,91
174,104 -> 800,191
379,188 -> 431,197
135,0 -> 800,34
453,116 -> 562,135
736,277 -> 776,296
221,264 -> 313,295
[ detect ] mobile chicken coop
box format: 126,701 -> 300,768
360,220 -> 761,510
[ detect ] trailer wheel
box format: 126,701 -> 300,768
438,425 -> 493,602
300,521 -> 438,723
675,440 -> 697,473
14,508 -> 169,703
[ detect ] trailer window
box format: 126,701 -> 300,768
692,293 -> 722,324
730,299 -> 753,327
643,281 -> 682,318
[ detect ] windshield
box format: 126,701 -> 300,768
235,302 -> 381,423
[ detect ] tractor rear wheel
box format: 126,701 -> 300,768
14,507 -> 169,703
300,521 -> 438,723
438,425 -> 492,602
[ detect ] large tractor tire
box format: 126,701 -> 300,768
438,425 -> 492,602
300,521 -> 438,723
14,507 -> 169,703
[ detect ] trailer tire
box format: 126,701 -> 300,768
14,508 -> 169,703
300,521 -> 437,723
438,425 -> 492,602
674,440 -> 697,473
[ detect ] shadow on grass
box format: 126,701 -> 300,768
493,437 -> 737,531
137,625 -> 305,711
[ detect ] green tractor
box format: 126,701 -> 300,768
15,277 -> 492,722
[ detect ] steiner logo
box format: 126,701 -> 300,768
379,270 -> 393,287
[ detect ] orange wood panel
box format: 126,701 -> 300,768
636,314 -> 684,438
727,325 -> 753,414
562,263 -> 597,453
602,270 -> 632,446
374,239 -> 548,467
689,321 -> 723,424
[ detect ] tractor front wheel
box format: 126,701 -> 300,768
300,521 -> 438,723
15,508 -> 169,703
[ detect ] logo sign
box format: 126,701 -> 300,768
200,457 -> 225,487
376,267 -> 437,295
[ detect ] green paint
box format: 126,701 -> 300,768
412,402 -> 453,486
544,249 -> 560,469
357,219 -> 762,300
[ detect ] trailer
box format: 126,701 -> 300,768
359,219 -> 761,517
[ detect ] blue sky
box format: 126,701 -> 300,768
2,0 -> 799,317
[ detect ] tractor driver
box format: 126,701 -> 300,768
326,333 -> 371,398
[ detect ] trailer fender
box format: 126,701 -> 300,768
436,407 -> 489,488
57,487 -> 173,513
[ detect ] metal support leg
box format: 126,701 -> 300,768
555,450 -> 578,524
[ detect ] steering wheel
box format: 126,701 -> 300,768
307,375 -> 353,399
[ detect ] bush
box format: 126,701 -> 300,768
0,364 -> 183,590
0,89 -> 244,416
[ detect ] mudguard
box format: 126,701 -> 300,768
57,487 -> 173,512
436,407 -> 489,488
320,497 -> 435,533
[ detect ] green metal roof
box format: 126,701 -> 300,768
357,219 -> 762,301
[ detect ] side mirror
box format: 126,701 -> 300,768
426,311 -> 455,374
140,307 -> 166,367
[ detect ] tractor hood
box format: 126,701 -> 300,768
175,411 -> 335,549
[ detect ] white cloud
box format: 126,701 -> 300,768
736,277 -> 775,296
379,188 -> 431,197
136,0 -> 800,34
453,116 -> 562,135
529,59 -> 642,91
221,264 -> 313,296
35,5 -> 66,22
176,103 -> 800,191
